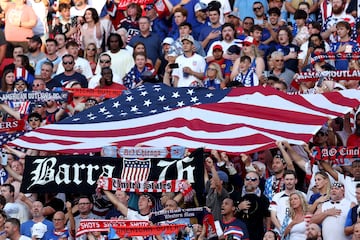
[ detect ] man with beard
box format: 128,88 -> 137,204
25,36 -> 46,70
311,182 -> 354,240
320,153 -> 360,203
321,0 -> 355,44
269,170 -> 305,233
306,223 -> 322,240
236,171 -> 270,240
95,67 -> 126,90
220,198 -> 250,240
52,54 -> 88,88
20,201 -> 54,238
206,23 -> 238,62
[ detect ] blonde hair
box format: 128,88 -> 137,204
289,191 -> 308,219
315,171 -> 331,196
207,63 -> 224,82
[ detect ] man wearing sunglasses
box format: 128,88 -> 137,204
236,171 -> 270,240
88,53 -> 122,89
52,54 -> 88,88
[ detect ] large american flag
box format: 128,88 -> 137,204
9,84 -> 360,154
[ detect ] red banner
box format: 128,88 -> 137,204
113,224 -> 186,237
117,0 -> 153,9
294,70 -> 360,83
63,88 -> 125,98
76,220 -> 149,237
312,146 -> 360,165
0,120 -> 25,133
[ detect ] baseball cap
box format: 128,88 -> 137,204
331,182 -> 344,189
243,36 -> 255,46
162,37 -> 174,46
217,170 -> 229,183
228,11 -> 240,19
181,35 -> 195,44
26,35 -> 42,45
31,222 -> 47,239
213,44 -> 223,51
227,45 -> 241,55
194,2 -> 208,12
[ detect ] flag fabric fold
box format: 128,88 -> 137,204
9,84 -> 360,154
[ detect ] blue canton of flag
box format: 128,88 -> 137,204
63,84 -> 230,124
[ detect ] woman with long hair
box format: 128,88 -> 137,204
282,191 -> 308,240
1,70 -> 15,92
133,42 -> 154,66
308,171 -> 331,213
84,42 -> 98,75
230,38 -> 265,85
203,63 -> 224,90
81,8 -> 103,52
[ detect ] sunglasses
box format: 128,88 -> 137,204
245,177 -> 258,182
100,60 -> 111,64
87,48 -> 96,51
15,83 -> 25,86
274,59 -> 284,62
32,83 -> 44,87
63,61 -> 74,65
207,68 -> 216,71
317,132 -> 328,137
253,6 -> 263,11
29,118 -> 40,122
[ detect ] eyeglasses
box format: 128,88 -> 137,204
32,83 -> 44,87
87,48 -> 96,51
29,118 -> 40,122
78,202 -> 91,206
15,83 -> 25,86
253,6 -> 263,11
274,59 -> 284,62
245,177 -> 258,182
207,68 -> 217,71
63,61 -> 74,65
100,60 -> 111,64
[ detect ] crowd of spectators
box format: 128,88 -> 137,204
0,0 -> 356,240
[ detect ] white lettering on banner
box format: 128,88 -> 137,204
157,157 -> 195,183
28,157 -> 115,190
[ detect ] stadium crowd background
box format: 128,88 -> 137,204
0,0 -> 357,240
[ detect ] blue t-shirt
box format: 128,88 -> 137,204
21,219 -> 54,238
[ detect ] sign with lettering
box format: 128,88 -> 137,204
119,147 -> 168,158
312,146 -> 360,165
0,91 -> 69,102
20,149 -> 205,194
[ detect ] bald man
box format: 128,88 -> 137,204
45,211 -> 70,239
306,223 -> 322,240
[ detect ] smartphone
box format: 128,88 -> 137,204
1,152 -> 7,166
169,63 -> 179,69
71,16 -> 78,27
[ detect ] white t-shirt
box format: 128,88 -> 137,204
337,172 -> 360,203
172,53 -> 206,87
56,57 -> 93,79
321,198 -> 352,240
